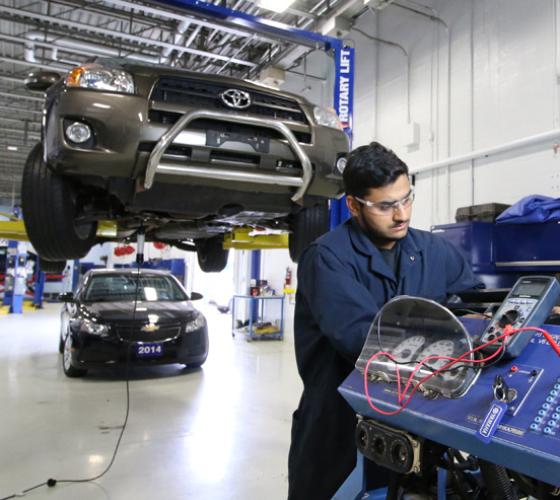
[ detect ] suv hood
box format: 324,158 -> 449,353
97,57 -> 308,105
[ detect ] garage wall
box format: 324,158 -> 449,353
283,0 -> 560,231
349,0 -> 560,230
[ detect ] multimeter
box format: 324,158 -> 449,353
480,275 -> 560,358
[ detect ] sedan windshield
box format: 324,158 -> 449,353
83,274 -> 188,302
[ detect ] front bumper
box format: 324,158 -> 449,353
70,326 -> 209,368
44,88 -> 348,203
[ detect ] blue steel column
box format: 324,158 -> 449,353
2,240 -> 16,307
250,250 -> 261,327
33,259 -> 45,309
71,260 -> 80,291
330,43 -> 355,229
4,241 -> 26,314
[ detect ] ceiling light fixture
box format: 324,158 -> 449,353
258,0 -> 296,13
7,146 -> 18,151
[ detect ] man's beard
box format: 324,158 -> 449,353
360,212 -> 409,247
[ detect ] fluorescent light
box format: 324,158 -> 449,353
6,146 -> 18,151
258,0 -> 296,13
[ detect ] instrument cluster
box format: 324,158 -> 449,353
356,296 -> 480,399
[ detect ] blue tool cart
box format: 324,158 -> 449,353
231,295 -> 284,341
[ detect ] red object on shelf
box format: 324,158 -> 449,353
114,245 -> 135,257
153,241 -> 168,250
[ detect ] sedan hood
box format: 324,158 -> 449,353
79,301 -> 199,323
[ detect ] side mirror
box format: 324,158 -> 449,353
24,70 -> 61,91
58,292 -> 75,303
190,292 -> 203,301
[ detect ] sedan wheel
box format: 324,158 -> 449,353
62,334 -> 87,378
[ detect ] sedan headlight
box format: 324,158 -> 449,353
65,64 -> 135,94
185,312 -> 206,333
313,106 -> 343,130
80,319 -> 109,336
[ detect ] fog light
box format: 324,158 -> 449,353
336,156 -> 347,174
65,121 -> 92,144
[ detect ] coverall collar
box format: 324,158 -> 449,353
347,218 -> 422,282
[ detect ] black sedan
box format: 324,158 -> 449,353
59,269 -> 208,377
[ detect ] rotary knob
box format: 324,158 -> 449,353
498,309 -> 520,328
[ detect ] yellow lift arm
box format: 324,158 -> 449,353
0,220 -> 287,251
223,227 -> 289,250
0,220 -> 28,241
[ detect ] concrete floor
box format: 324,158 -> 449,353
0,303 -> 302,499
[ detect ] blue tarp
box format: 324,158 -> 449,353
496,195 -> 560,224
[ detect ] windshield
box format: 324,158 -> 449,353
82,274 -> 188,302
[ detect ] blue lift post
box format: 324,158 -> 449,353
250,249 -> 261,322
331,44 -> 355,228
2,240 -> 15,307
32,259 -> 46,309
3,241 -> 26,314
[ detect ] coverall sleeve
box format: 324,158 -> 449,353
442,239 -> 485,293
298,245 -> 379,362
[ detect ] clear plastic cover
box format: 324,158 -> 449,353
356,296 -> 480,399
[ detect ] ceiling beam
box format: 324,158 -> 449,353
0,90 -> 44,102
0,55 -> 69,73
0,5 -> 258,68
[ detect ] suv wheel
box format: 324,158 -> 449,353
39,258 -> 66,274
21,143 -> 97,261
196,236 -> 229,273
289,202 -> 330,262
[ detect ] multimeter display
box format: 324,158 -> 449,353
512,281 -> 548,298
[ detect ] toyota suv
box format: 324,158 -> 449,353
23,58 -> 349,272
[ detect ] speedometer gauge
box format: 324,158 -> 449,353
418,339 -> 456,371
393,335 -> 426,363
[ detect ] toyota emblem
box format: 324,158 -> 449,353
219,88 -> 252,109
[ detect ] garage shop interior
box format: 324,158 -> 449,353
2,0 -> 560,499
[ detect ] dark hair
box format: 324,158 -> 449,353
343,141 -> 408,197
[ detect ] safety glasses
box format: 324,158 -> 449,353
353,188 -> 415,216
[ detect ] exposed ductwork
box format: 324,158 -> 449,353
0,5 -> 257,68
160,20 -> 191,64
24,30 -> 162,65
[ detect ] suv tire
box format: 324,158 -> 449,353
39,258 -> 66,274
21,143 -> 97,261
196,236 -> 229,273
289,202 -> 330,262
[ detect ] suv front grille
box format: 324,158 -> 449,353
114,321 -> 182,342
148,111 -> 312,144
151,77 -> 309,125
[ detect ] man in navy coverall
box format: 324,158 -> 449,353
287,142 -> 482,500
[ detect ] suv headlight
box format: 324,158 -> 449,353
65,64 -> 135,94
313,106 -> 343,130
185,312 -> 206,333
80,319 -> 109,336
